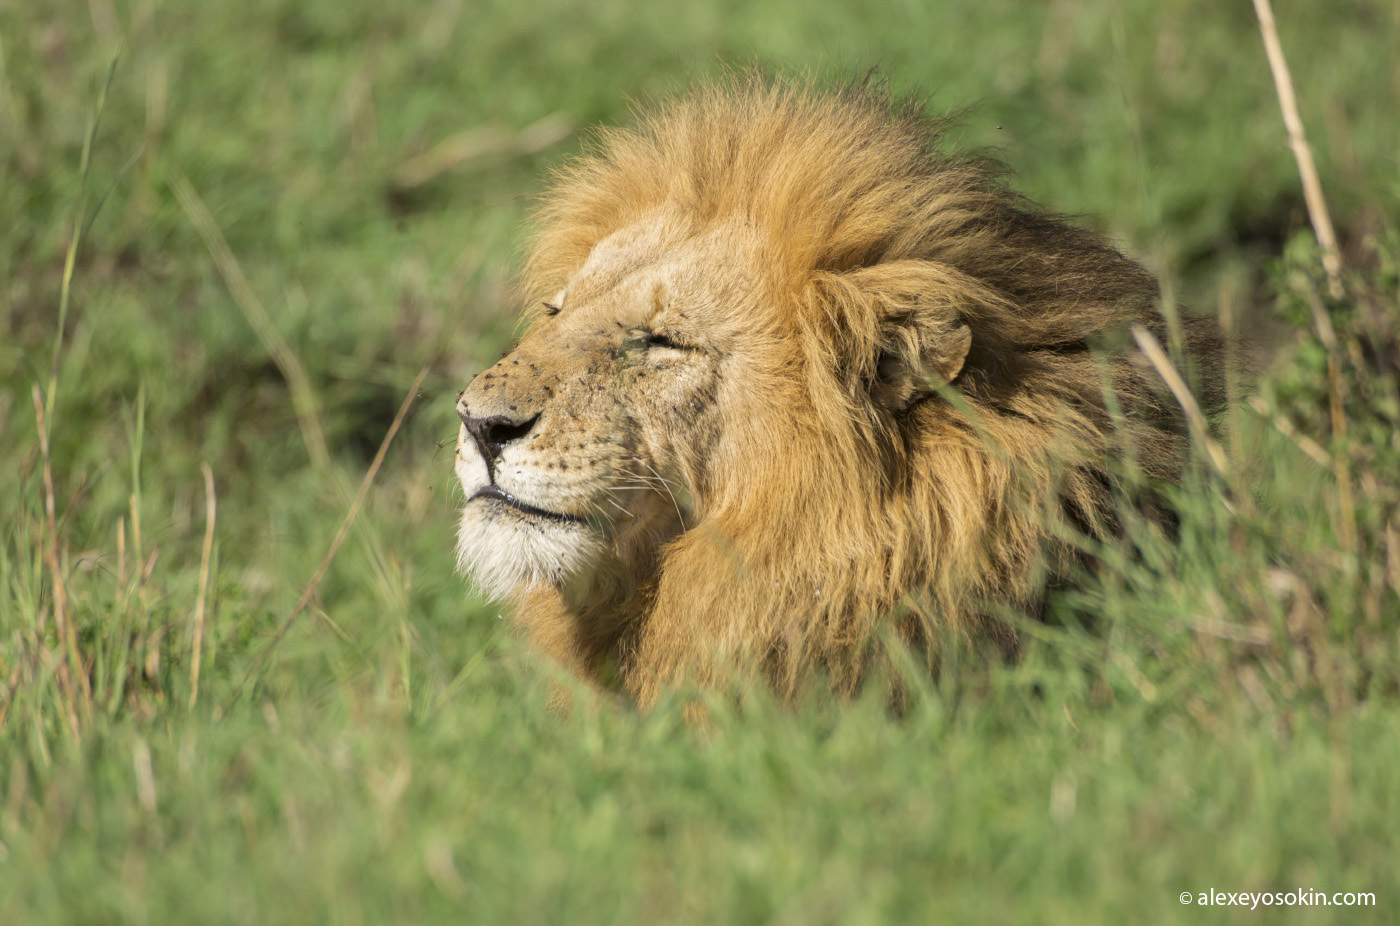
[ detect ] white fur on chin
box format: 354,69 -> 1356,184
455,502 -> 602,600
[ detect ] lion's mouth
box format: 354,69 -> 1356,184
470,485 -> 585,525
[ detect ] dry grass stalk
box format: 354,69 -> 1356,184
170,168 -> 331,472
130,493 -> 143,576
1251,0 -> 1358,553
392,112 -> 574,190
189,462 -> 217,709
1250,0 -> 1343,300
31,384 -> 89,741
234,366 -> 428,702
1131,325 -> 1230,478
116,515 -> 127,586
1247,395 -> 1329,467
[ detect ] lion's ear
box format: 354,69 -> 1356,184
871,316 -> 971,410
843,261 -> 973,411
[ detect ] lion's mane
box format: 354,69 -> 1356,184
482,77 -> 1216,701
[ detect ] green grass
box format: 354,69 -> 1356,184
3,0 -> 1398,922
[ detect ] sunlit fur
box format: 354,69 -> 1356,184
456,76 -> 1219,705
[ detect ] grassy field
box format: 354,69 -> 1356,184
3,0 -> 1398,922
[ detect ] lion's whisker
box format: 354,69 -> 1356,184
617,457 -> 688,530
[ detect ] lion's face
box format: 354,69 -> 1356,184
455,215 -> 780,598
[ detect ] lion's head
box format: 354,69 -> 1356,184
455,78 -> 1210,703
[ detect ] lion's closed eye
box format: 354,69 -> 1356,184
621,329 -> 698,353
645,331 -> 693,351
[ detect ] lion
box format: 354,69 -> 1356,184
454,77 -> 1215,706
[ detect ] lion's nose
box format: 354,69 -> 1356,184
462,412 -> 539,464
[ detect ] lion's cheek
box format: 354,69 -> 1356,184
624,376 -> 723,503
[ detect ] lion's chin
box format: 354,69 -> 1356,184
455,503 -> 603,600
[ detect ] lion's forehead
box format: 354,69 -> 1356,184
558,215 -> 768,330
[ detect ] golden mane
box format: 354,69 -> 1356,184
459,77 -> 1218,702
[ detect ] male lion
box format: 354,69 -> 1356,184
455,78 -> 1211,705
